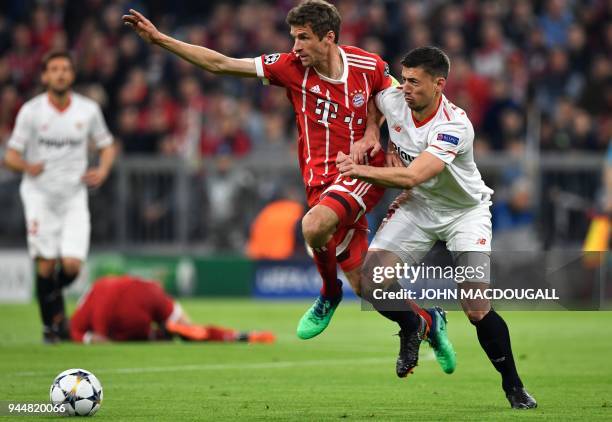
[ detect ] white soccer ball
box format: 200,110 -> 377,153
49,368 -> 103,416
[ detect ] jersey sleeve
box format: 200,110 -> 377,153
371,55 -> 393,94
7,104 -> 33,152
89,103 -> 113,148
425,120 -> 472,164
254,52 -> 296,87
374,81 -> 399,116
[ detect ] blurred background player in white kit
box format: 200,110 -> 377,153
3,51 -> 116,343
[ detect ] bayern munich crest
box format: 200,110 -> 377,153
351,90 -> 365,108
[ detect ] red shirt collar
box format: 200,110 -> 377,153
47,92 -> 72,113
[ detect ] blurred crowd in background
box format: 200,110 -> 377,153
0,0 -> 610,254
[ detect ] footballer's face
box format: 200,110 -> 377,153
42,57 -> 75,95
400,66 -> 445,112
290,24 -> 335,67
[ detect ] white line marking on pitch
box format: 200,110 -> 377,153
15,354 -> 434,377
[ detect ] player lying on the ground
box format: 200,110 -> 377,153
70,274 -> 275,344
339,47 -> 536,409
122,1 -> 443,343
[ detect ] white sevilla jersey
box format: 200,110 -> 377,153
8,92 -> 113,197
375,88 -> 494,209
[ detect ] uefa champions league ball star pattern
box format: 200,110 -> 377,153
49,368 -> 103,416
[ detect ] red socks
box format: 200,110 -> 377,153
312,239 -> 342,298
408,301 -> 432,329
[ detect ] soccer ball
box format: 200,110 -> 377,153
49,368 -> 103,416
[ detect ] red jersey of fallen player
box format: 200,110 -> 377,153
70,275 -> 175,342
254,46 -> 392,188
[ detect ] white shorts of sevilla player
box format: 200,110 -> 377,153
371,194 -> 492,280
20,183 -> 90,260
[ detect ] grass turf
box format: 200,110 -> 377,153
0,300 -> 610,421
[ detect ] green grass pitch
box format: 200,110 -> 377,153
0,300 -> 611,421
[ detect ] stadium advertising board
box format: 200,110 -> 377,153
253,260 -> 357,299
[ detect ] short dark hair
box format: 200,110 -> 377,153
401,47 -> 450,78
286,0 -> 342,44
41,50 -> 74,71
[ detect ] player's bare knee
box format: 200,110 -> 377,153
301,212 -> 335,248
36,258 -> 56,278
61,258 -> 82,277
460,282 -> 491,322
464,308 -> 488,322
301,216 -> 321,247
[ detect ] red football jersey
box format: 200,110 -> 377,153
255,46 -> 392,187
70,275 -> 174,342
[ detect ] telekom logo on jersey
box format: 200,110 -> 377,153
314,98 -> 339,125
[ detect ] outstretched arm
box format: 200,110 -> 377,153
122,9 -> 257,77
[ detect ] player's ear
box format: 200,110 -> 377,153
325,30 -> 335,44
435,77 -> 446,93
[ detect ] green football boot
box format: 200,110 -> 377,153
426,307 -> 456,374
297,287 -> 343,340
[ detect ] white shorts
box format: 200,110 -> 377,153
370,196 -> 492,265
20,185 -> 90,260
